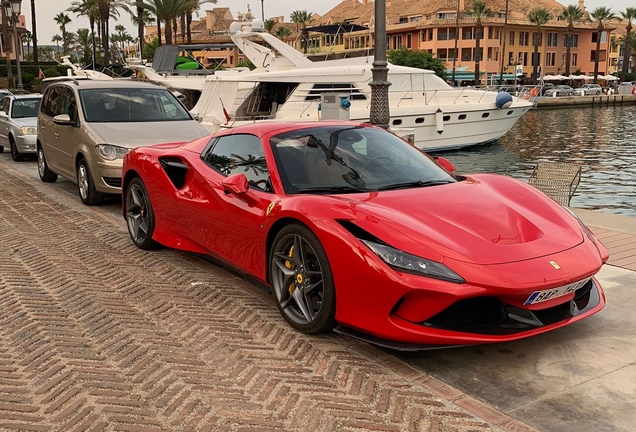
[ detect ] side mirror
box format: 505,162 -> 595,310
0,111 -> 6,117
191,112 -> 200,122
53,114 -> 73,125
434,156 -> 456,173
222,173 -> 249,195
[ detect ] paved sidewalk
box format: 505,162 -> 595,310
0,159 -> 536,430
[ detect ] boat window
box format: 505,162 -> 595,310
482,112 -> 490,118
507,110 -> 514,115
458,114 -> 466,120
305,83 -> 367,101
443,115 -> 450,121
415,117 -> 425,123
392,119 -> 402,126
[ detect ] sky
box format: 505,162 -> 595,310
22,0 -> 634,46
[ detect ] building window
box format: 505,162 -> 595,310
437,48 -> 448,60
545,52 -> 556,66
438,29 -> 448,41
509,31 -> 515,46
508,52 -> 515,65
392,35 -> 403,48
462,47 -> 472,61
590,50 -> 606,62
519,32 -> 529,46
463,28 -> 473,39
532,33 -> 542,46
547,33 -> 558,47
399,17 -> 408,23
410,15 -> 422,22
564,34 -> 579,47
572,53 -> 577,66
523,52 -> 528,66
406,33 -> 412,48
498,12 -> 507,19
437,12 -> 457,19
591,32 -> 606,44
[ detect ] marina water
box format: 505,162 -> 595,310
444,105 -> 636,216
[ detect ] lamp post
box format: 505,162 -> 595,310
4,0 -> 23,93
369,0 -> 390,129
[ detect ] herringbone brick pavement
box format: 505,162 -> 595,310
0,157 -> 535,432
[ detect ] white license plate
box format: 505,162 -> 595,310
523,278 -> 591,306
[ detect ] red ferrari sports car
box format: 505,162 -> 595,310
122,121 -> 608,349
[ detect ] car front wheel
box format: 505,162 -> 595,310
124,177 -> 158,250
9,136 -> 25,162
77,157 -> 104,205
270,224 -> 336,334
37,144 -> 58,182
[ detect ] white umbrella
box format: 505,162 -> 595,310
541,75 -> 558,80
553,74 -> 569,80
601,75 -> 619,81
570,75 -> 593,80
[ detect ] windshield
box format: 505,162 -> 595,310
11,98 -> 41,118
270,125 -> 456,194
79,88 -> 191,123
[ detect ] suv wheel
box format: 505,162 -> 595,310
37,144 -> 58,182
77,157 -> 104,206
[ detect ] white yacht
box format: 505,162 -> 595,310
191,23 -> 533,152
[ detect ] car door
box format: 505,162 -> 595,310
0,97 -> 10,146
46,86 -> 79,179
39,85 -> 64,172
178,133 -> 274,277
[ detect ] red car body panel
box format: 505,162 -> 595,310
122,121 -> 608,348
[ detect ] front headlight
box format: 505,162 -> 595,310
95,144 -> 129,161
563,207 -> 596,244
361,239 -> 465,284
20,126 -> 37,135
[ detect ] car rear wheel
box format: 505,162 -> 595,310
37,144 -> 58,182
77,157 -> 104,205
125,177 -> 158,250
9,136 -> 25,162
270,224 -> 336,334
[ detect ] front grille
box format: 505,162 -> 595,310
424,297 -> 508,330
574,279 -> 593,300
103,177 -> 122,188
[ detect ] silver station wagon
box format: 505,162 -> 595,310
0,94 -> 42,161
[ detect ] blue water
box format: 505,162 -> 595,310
442,105 -> 636,216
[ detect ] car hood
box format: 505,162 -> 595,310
325,174 -> 583,265
11,117 -> 37,127
90,121 -> 209,149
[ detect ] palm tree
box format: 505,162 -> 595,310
560,5 -> 583,76
619,7 -> 636,81
275,26 -> 291,40
264,19 -> 277,34
31,0 -> 39,64
131,7 -> 155,57
290,10 -> 313,53
54,12 -> 73,55
22,32 -> 32,61
75,28 -> 93,65
590,7 -> 617,83
464,0 -> 494,84
51,34 -> 63,59
68,0 -> 99,69
140,0 -> 200,46
96,0 -> 131,63
527,7 -> 552,84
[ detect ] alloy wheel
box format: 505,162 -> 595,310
37,148 -> 46,177
271,233 -> 326,326
77,164 -> 89,200
125,183 -> 151,244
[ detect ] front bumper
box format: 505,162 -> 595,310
15,135 -> 37,153
95,160 -> 124,194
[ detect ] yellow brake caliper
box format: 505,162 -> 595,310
286,245 -> 295,295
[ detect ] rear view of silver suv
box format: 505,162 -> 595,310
37,80 -> 209,205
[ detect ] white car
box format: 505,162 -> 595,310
0,94 -> 42,161
575,84 -> 602,96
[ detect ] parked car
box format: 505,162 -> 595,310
575,84 -> 602,96
545,85 -> 574,97
539,83 -> 554,96
0,94 -> 42,161
122,121 -> 608,348
37,80 -> 209,205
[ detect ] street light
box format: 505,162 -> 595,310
369,0 -> 390,129
3,0 -> 23,93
